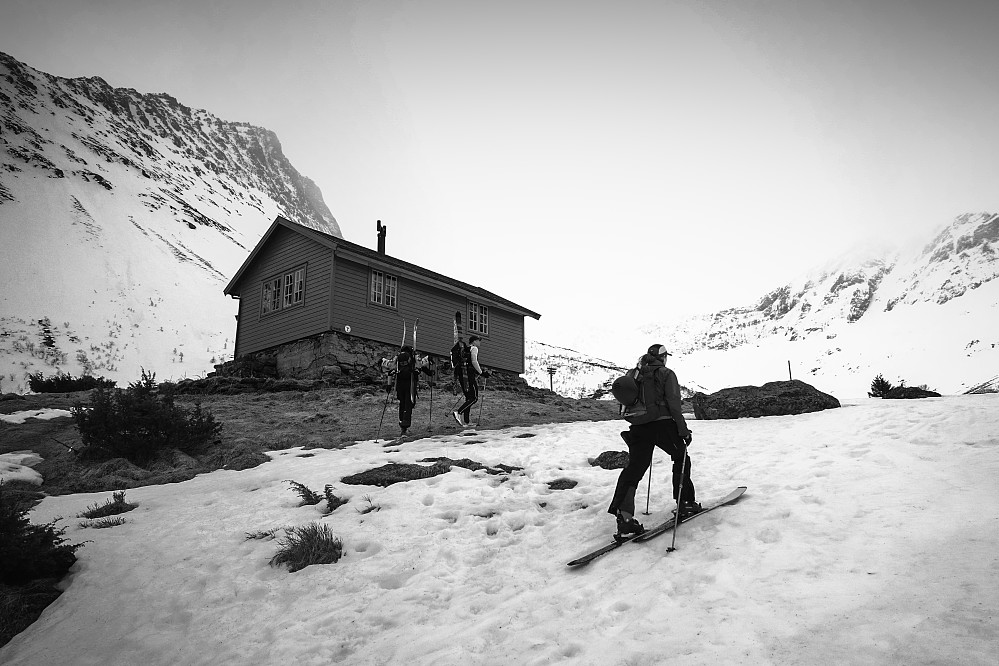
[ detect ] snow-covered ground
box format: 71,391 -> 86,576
2,396 -> 997,665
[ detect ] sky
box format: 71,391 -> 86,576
2,395 -> 997,663
3,0 -> 999,346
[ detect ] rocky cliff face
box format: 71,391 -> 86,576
0,51 -> 339,236
0,51 -> 340,391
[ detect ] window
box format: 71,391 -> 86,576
261,277 -> 281,314
370,269 -> 398,308
261,265 -> 306,315
467,302 -> 488,335
284,268 -> 305,307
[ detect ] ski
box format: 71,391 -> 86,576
566,486 -> 747,567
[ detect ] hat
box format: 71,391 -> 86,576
647,344 -> 671,357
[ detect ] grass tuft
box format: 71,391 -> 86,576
286,480 -> 322,505
269,522 -> 343,572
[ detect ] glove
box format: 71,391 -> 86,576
481,369 -> 492,378
682,432 -> 693,447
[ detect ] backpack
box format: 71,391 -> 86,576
449,341 -> 467,375
397,349 -> 416,375
611,364 -> 668,425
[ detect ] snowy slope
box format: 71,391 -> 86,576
0,52 -> 339,392
1,395 -> 996,664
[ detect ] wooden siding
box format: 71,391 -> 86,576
331,254 -> 526,373
232,226 -> 332,356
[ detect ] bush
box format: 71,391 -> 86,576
286,480 -> 322,506
269,522 -> 343,572
27,372 -> 115,393
868,373 -> 894,398
0,483 -> 84,585
71,369 -> 222,464
324,485 -> 348,513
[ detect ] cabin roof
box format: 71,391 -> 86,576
224,216 -> 541,320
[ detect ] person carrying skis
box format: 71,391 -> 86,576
382,345 -> 434,437
608,344 -> 699,538
453,335 -> 490,426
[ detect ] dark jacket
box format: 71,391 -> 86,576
639,354 -> 690,439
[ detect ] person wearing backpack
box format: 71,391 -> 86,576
453,335 -> 490,426
608,344 -> 698,538
383,345 -> 434,437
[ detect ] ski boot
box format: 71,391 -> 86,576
675,501 -> 703,520
614,512 -> 645,542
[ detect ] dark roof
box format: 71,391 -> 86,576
224,216 -> 541,320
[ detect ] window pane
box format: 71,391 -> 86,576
293,269 -> 304,303
283,273 -> 294,307
371,271 -> 383,303
386,275 -> 397,308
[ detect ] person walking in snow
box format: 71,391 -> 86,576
382,345 -> 434,437
453,335 -> 490,426
608,344 -> 698,538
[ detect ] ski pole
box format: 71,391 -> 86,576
428,364 -> 435,432
477,375 -> 487,425
643,457 -> 653,515
667,448 -> 689,553
375,374 -> 396,441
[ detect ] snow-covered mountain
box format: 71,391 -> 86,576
640,212 -> 999,397
0,51 -> 339,392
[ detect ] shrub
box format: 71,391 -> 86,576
269,522 -> 343,572
27,372 -> 115,393
324,485 -> 348,513
71,369 -> 222,464
286,480 -> 322,506
0,482 -> 84,585
77,491 -> 137,519
868,374 -> 894,398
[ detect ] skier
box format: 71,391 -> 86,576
608,344 -> 699,538
382,345 -> 434,437
453,335 -> 490,426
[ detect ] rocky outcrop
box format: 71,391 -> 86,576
692,380 -> 840,420
883,386 -> 941,399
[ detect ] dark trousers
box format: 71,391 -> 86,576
396,372 -> 416,430
608,419 -> 695,517
454,371 -> 478,424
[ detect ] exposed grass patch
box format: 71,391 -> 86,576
356,495 -> 381,515
77,490 -> 137,519
79,516 -> 127,529
269,522 -> 344,572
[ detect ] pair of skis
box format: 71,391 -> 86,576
566,486 -> 747,567
375,318 -> 418,441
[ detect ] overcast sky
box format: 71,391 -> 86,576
3,0 -> 998,346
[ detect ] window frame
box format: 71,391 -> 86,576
467,301 -> 489,336
260,264 -> 306,317
369,269 -> 398,310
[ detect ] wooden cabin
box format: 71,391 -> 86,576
223,216 -> 541,374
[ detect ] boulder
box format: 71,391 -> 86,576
692,380 -> 840,420
884,386 -> 941,399
589,450 -> 629,470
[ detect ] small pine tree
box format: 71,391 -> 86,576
869,373 -> 893,398
0,483 -> 84,584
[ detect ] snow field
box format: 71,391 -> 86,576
1,395 -> 996,665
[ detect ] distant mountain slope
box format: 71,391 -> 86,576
0,51 -> 339,391
640,212 -> 999,396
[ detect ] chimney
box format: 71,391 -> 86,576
376,220 -> 387,254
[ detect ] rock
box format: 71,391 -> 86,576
884,386 -> 941,399
692,380 -> 840,420
589,450 -> 629,470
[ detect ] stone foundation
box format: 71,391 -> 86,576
214,331 -> 531,391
